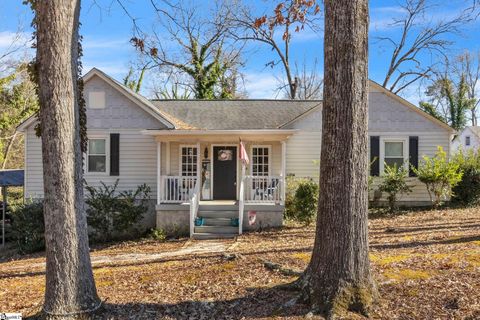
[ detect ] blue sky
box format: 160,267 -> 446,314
1,0 -> 479,103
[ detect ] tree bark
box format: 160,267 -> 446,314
35,0 -> 100,317
299,0 -> 375,317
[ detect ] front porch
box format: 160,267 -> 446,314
143,129 -> 293,238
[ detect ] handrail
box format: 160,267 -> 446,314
189,179 -> 201,238
243,175 -> 283,203
160,176 -> 197,203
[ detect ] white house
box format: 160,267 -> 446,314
17,68 -> 454,239
451,126 -> 480,153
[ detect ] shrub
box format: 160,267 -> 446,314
86,180 -> 151,242
378,164 -> 412,212
452,149 -> 480,205
284,176 -> 301,220
293,179 -> 319,225
9,202 -> 45,253
148,228 -> 167,241
412,146 -> 463,207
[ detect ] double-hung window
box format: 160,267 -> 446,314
251,146 -> 270,176
382,139 -> 407,171
180,146 -> 198,177
88,138 -> 107,173
466,136 -> 471,146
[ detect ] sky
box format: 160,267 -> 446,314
1,0 -> 479,103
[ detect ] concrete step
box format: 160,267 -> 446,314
197,210 -> 238,219
202,217 -> 235,226
192,233 -> 237,240
199,205 -> 238,211
194,225 -> 239,234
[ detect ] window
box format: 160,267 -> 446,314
466,136 -> 471,146
88,91 -> 105,109
181,146 -> 198,176
384,141 -> 405,169
251,146 -> 270,176
88,138 -> 107,172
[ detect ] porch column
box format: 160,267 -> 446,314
166,141 -> 171,175
157,141 -> 162,205
196,142 -> 201,187
281,141 -> 286,205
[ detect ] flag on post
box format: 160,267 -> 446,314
239,139 -> 249,166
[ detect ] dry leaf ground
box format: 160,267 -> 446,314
0,207 -> 479,319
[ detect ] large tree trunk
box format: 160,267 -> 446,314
300,0 -> 375,317
35,0 -> 100,317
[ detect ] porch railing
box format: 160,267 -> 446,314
159,176 -> 197,203
244,175 -> 283,203
189,179 -> 201,237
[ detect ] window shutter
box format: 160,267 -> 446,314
110,133 -> 120,176
409,136 -> 419,177
370,136 -> 380,177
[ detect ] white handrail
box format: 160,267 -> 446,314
244,175 -> 283,203
189,179 -> 201,238
160,176 -> 197,203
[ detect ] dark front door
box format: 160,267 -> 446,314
213,146 -> 237,200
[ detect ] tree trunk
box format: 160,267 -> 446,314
1,132 -> 17,169
299,0 -> 375,317
35,0 -> 100,317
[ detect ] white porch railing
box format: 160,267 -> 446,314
189,179 -> 201,237
244,175 -> 283,203
159,176 -> 197,203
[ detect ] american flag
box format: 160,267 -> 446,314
239,139 -> 249,166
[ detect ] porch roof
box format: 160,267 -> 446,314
150,100 -> 321,130
142,129 -> 298,141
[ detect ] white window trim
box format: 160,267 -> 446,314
85,135 -> 110,175
250,145 -> 272,177
379,137 -> 409,174
179,144 -> 198,177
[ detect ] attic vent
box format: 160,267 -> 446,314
88,91 -> 106,109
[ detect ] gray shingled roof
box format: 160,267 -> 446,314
150,100 -> 321,130
468,126 -> 480,138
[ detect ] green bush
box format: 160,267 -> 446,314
148,228 -> 167,241
292,179 -> 319,225
86,180 -> 151,242
452,149 -> 480,206
412,146 -> 463,207
9,202 -> 45,253
378,164 -> 412,212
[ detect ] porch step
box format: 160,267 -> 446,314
202,217 -> 235,226
192,233 -> 237,240
194,225 -> 239,234
197,210 -> 238,219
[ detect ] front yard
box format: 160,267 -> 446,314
0,207 -> 479,319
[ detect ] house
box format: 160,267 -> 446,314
451,126 -> 480,153
17,68 -> 454,239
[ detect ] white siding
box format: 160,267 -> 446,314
451,127 -> 480,154
24,128 -> 158,199
85,75 -> 166,130
24,74 -> 167,199
284,91 -> 452,203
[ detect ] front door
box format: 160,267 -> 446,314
213,146 -> 237,200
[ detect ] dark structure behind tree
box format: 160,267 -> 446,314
0,169 -> 24,247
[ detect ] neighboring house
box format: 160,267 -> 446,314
451,126 -> 480,153
17,68 -> 454,239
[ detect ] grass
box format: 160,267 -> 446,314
0,206 -> 479,319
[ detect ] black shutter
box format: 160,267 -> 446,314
110,133 -> 120,176
370,136 -> 380,177
409,136 -> 419,177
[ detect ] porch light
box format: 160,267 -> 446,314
204,147 -> 208,159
